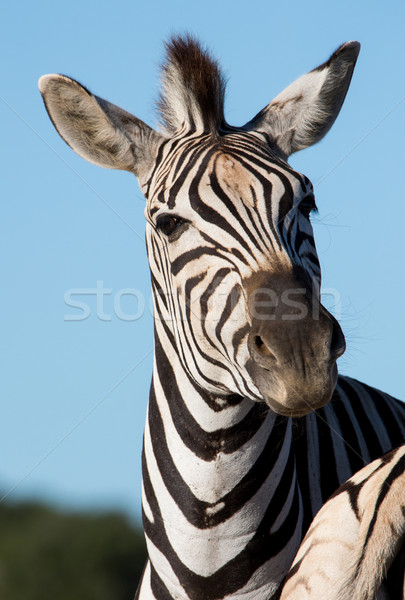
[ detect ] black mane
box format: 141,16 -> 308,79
157,35 -> 227,134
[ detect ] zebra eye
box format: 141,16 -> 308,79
299,196 -> 318,218
156,215 -> 182,236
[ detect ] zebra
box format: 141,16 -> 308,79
279,445 -> 405,600
39,36 -> 405,599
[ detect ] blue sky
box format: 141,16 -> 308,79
2,0 -> 405,522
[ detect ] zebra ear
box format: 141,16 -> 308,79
246,42 -> 360,158
38,74 -> 163,178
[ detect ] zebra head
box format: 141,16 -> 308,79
39,36 -> 359,417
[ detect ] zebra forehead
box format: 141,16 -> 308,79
147,135 -> 306,213
214,152 -> 259,208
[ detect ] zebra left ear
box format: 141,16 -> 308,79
38,74 -> 163,178
246,42 -> 360,158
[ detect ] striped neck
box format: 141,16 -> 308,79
141,322 -> 304,599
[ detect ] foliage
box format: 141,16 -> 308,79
0,500 -> 147,600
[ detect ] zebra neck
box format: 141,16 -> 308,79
141,328 -> 303,598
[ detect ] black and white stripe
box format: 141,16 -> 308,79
137,347 -> 405,598
280,445 -> 405,600
39,35 -> 405,600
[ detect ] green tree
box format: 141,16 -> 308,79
0,500 -> 147,600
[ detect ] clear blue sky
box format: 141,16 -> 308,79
1,0 -> 405,523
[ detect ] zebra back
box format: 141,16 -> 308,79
280,446 -> 405,600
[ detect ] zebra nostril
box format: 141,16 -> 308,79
330,318 -> 346,359
254,335 -> 273,357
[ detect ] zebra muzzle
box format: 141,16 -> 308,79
246,287 -> 345,416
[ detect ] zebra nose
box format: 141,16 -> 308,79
247,303 -> 346,370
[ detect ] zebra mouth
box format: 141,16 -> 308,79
246,357 -> 338,417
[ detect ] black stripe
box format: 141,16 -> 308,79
180,271 -> 242,390
170,134 -> 210,181
215,284 -> 242,351
171,246 -> 224,276
188,152 -> 254,255
198,267 -> 232,351
150,564 -> 173,600
148,382 -> 288,529
360,382 -> 405,454
144,421 -> 298,600
330,391 -> 366,475
360,450 -> 405,560
339,378 -> 384,458
167,142 -> 210,209
153,339 -> 268,459
209,159 -> 267,254
292,418 -> 313,534
199,230 -> 250,265
315,402 -> 341,504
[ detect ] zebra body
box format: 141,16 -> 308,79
39,36 -> 405,599
280,445 -> 405,600
138,366 -> 405,599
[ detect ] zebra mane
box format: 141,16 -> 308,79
157,35 -> 227,135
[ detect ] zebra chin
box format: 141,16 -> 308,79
246,359 -> 339,417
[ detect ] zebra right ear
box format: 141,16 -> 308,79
246,42 -> 360,158
38,74 -> 163,178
